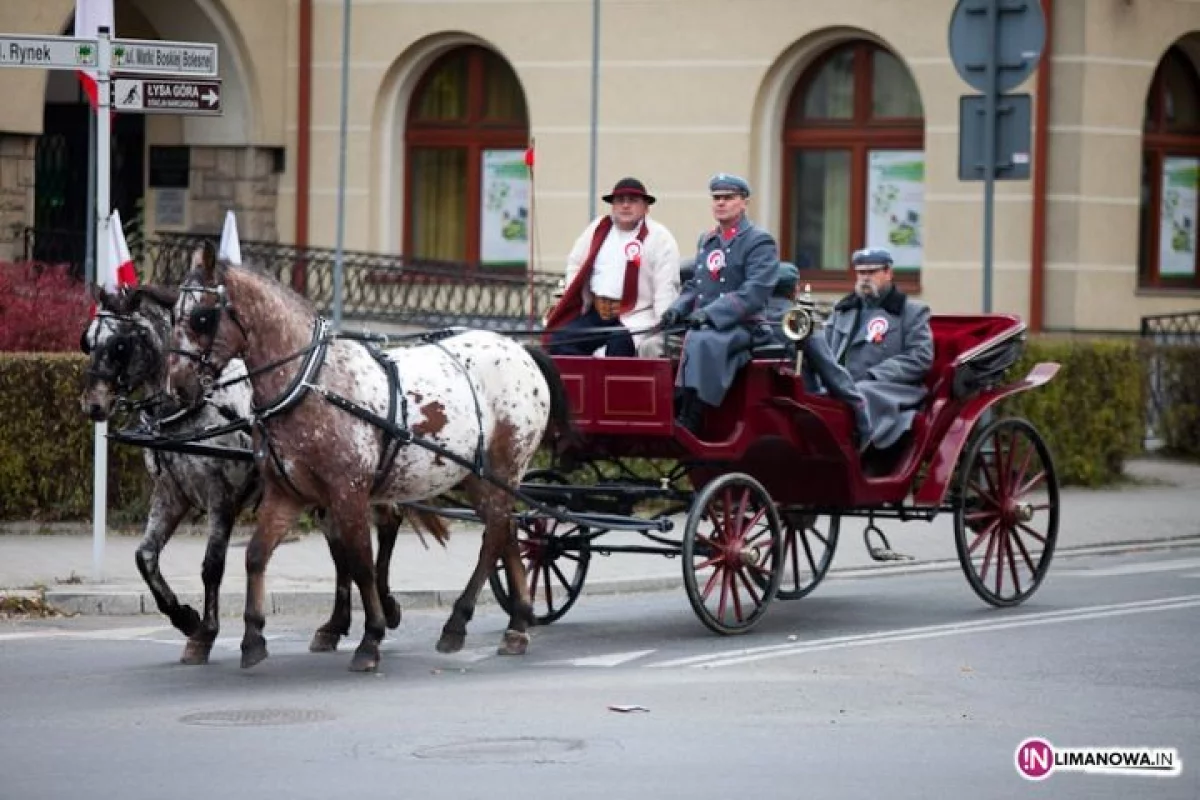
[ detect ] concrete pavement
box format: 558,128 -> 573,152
1,456 -> 1198,617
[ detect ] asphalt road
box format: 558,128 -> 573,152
2,546 -> 1198,800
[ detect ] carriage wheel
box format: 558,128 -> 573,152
488,471 -> 591,625
953,417 -> 1059,607
775,512 -> 840,600
683,473 -> 783,635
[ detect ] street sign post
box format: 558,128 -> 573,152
0,33 -> 97,69
0,25 -> 221,580
113,77 -> 222,115
949,0 -> 1046,313
111,37 -> 218,77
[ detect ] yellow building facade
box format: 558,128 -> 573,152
1,0 -> 1198,332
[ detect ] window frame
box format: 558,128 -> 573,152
1140,47 -> 1200,290
404,46 -> 529,271
781,41 -> 924,293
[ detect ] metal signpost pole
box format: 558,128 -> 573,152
332,0 -> 351,332
981,0 -> 998,313
93,26 -> 113,580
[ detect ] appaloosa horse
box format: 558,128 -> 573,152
81,270 -> 440,664
166,255 -> 573,672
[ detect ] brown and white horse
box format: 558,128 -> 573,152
167,253 -> 573,671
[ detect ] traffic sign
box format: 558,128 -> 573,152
0,33 -> 97,70
112,37 -> 218,77
949,0 -> 1046,93
113,77 -> 222,115
958,93 -> 1032,181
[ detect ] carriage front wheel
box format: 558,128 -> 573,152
683,473 -> 783,635
953,417 -> 1060,607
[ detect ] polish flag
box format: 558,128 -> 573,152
107,209 -> 138,288
75,0 -> 114,111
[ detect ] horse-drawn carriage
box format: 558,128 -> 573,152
84,250 -> 1060,670
483,311 -> 1060,634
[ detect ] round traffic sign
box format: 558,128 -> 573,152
949,0 -> 1046,93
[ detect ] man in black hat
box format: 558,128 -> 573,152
545,177 -> 681,357
660,173 -> 778,435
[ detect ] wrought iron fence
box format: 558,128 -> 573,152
1140,310 -> 1200,446
21,227 -> 564,331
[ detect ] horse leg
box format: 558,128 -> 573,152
310,510 -> 353,653
134,489 -> 197,638
241,486 -> 303,669
496,513 -> 535,656
436,481 -> 533,655
373,504 -> 404,629
180,498 -> 237,665
333,501 -> 387,672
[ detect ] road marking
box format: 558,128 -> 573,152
648,595 -> 1200,670
0,625 -> 168,643
537,649 -> 657,668
1056,557 -> 1200,577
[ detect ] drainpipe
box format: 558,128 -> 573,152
293,0 -> 313,294
1029,0 -> 1053,333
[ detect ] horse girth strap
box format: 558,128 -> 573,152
361,342 -> 408,495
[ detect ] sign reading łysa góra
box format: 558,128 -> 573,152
113,78 -> 222,115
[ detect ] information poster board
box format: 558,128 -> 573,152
480,149 -> 530,267
867,150 -> 925,271
1160,156 -> 1198,277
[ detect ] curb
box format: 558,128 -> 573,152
15,534 -> 1200,618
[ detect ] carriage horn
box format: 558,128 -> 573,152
780,305 -> 815,343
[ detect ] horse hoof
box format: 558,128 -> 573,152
309,630 -> 341,653
180,639 -> 213,665
349,648 -> 379,673
383,596 -> 403,629
497,629 -> 530,656
436,632 -> 465,654
241,640 -> 269,669
173,606 -> 202,638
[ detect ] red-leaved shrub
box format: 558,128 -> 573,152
0,261 -> 91,353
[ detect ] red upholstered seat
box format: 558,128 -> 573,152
925,315 -> 1024,400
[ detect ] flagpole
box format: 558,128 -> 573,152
92,26 -> 113,581
85,109 -> 96,285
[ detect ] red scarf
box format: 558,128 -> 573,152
544,217 -> 649,330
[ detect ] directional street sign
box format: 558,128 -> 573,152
958,93 -> 1032,181
113,77 -> 222,115
112,37 -> 218,77
0,33 -> 97,70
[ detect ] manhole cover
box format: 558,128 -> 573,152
413,737 -> 585,764
179,709 -> 333,727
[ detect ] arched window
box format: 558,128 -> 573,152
782,42 -> 924,284
405,46 -> 529,268
1139,46 -> 1200,288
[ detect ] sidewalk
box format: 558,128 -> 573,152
2,457 -> 1199,617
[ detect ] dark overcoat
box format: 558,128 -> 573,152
669,216 -> 777,406
823,287 -> 934,449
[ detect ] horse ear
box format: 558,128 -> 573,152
201,240 -> 218,283
90,282 -> 107,306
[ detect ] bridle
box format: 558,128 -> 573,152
172,283 -> 250,390
83,310 -> 165,397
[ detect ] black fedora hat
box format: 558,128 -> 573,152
602,177 -> 656,205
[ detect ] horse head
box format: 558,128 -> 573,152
80,283 -> 179,422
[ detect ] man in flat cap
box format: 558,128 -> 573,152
823,247 -> 934,466
546,177 -> 681,358
660,173 -> 778,435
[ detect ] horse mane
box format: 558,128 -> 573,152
183,262 -> 319,322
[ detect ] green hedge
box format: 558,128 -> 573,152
0,353 -> 148,521
997,338 -> 1147,486
1153,345 -> 1200,458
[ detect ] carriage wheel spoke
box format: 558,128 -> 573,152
1005,528 -> 1023,597
542,562 -> 555,613
730,569 -> 746,623
994,527 -> 1007,597
1011,442 -> 1035,496
967,519 -> 1000,555
735,567 -> 760,609
1017,471 -> 1047,498
550,561 -> 572,591
700,562 -> 723,601
1010,526 -> 1038,573
979,523 -> 1000,582
717,566 -> 733,620
967,480 -> 1001,510
1016,522 -> 1047,545
807,527 -> 829,548
800,528 -> 819,576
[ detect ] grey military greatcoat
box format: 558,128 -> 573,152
823,287 -> 934,449
669,216 -> 777,407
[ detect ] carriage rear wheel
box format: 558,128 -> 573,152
489,470 -> 591,625
775,512 -> 840,600
683,473 -> 783,635
953,417 -> 1059,607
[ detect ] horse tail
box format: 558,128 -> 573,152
400,506 -> 452,549
523,343 -> 579,449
